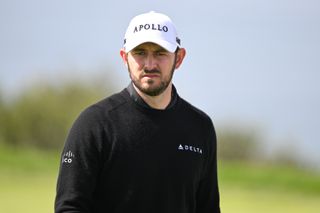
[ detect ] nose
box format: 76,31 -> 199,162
144,53 -> 157,70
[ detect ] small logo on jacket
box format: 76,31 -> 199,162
178,144 -> 202,154
62,151 -> 74,164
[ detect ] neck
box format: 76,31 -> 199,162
133,83 -> 173,110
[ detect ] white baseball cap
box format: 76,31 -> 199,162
123,11 -> 181,53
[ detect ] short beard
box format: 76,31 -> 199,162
137,77 -> 168,96
128,55 -> 177,97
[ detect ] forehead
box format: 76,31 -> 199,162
132,42 -> 168,52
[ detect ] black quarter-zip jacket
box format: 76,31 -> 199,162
55,84 -> 220,213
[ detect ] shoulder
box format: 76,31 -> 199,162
178,96 -> 213,126
178,96 -> 216,146
93,89 -> 129,113
73,89 -> 130,127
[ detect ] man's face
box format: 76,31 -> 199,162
121,42 -> 182,96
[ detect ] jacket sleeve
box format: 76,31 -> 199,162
55,106 -> 106,213
196,120 -> 220,213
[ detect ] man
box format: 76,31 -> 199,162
55,11 -> 220,213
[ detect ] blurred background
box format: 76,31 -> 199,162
0,0 -> 319,212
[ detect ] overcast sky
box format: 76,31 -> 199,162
1,0 -> 320,167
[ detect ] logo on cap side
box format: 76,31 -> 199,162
133,24 -> 168,33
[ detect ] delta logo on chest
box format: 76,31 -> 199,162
178,144 -> 203,155
133,24 -> 169,33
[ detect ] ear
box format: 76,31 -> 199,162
174,48 -> 186,69
120,48 -> 128,64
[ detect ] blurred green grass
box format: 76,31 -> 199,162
220,185 -> 320,213
0,144 -> 59,173
0,144 -> 59,213
0,144 -> 320,213
219,161 -> 320,194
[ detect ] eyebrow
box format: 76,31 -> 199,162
131,47 -> 145,52
155,47 -> 168,52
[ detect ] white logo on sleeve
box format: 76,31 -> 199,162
178,144 -> 202,154
62,151 -> 75,164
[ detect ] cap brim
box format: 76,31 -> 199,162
125,37 -> 178,53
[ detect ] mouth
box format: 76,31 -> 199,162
143,74 -> 160,78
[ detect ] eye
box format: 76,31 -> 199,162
132,50 -> 146,56
137,51 -> 145,56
